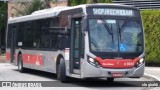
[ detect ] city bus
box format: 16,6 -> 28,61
6,4 -> 145,82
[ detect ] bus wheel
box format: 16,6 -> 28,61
18,54 -> 25,73
57,58 -> 68,82
107,78 -> 114,82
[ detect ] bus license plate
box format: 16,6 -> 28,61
112,73 -> 123,77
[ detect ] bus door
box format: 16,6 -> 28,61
10,26 -> 17,63
70,17 -> 82,74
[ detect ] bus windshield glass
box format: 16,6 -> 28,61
88,18 -> 143,52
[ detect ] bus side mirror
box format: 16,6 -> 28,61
18,42 -> 22,47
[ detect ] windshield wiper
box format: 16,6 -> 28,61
110,24 -> 114,45
118,17 -> 131,42
119,17 -> 131,33
100,16 -> 113,35
117,21 -> 122,42
100,16 -> 114,44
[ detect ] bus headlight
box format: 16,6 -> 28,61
87,57 -> 101,68
135,58 -> 144,68
139,58 -> 144,63
89,58 -> 94,63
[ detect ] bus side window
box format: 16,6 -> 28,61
50,30 -> 58,49
34,20 -> 42,48
40,19 -> 50,49
58,33 -> 69,49
50,17 -> 60,50
17,23 -> 25,48
24,22 -> 34,48
41,29 -> 50,48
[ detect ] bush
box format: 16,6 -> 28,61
141,10 -> 160,66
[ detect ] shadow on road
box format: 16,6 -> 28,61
13,68 -> 57,80
12,68 -> 147,87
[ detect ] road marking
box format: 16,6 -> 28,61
144,73 -> 160,81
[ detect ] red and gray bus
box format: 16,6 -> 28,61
6,4 -> 145,82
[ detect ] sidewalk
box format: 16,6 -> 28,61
144,66 -> 160,81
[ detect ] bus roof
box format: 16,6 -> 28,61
8,4 -> 139,24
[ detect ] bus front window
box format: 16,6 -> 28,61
118,20 -> 143,52
89,19 -> 118,52
88,18 -> 143,53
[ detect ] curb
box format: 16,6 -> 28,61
144,73 -> 160,81
0,63 -> 12,66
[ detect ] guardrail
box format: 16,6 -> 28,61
113,0 -> 160,9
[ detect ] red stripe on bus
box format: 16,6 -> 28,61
95,57 -> 140,68
6,52 -> 10,61
22,54 -> 44,65
22,54 -> 27,63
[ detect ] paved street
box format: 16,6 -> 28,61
144,67 -> 160,81
0,63 -> 159,90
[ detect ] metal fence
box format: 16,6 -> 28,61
112,0 -> 160,9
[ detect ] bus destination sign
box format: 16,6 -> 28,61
92,8 -> 133,16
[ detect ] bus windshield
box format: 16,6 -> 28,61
88,18 -> 143,53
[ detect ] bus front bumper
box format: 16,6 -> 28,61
81,62 -> 145,78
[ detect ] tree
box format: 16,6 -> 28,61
52,0 -> 58,6
69,0 -> 82,6
44,0 -> 51,8
87,0 -> 112,3
15,0 -> 48,16
44,0 -> 59,7
98,0 -> 112,3
0,1 -> 7,46
0,2 -> 7,30
87,0 -> 98,3
67,0 -> 71,6
69,0 -> 112,6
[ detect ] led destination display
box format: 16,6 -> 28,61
92,8 -> 133,16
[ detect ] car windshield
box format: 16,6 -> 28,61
88,18 -> 143,52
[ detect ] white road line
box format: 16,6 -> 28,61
144,73 -> 160,81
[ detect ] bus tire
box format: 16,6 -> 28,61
57,58 -> 68,82
18,54 -> 26,73
107,78 -> 114,82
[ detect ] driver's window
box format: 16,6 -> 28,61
120,20 -> 142,52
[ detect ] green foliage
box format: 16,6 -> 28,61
97,0 -> 112,3
70,0 -> 85,6
70,0 -> 112,6
141,10 -> 160,66
15,0 -> 48,16
0,2 -> 7,30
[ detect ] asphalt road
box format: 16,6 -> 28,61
0,63 -> 159,90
